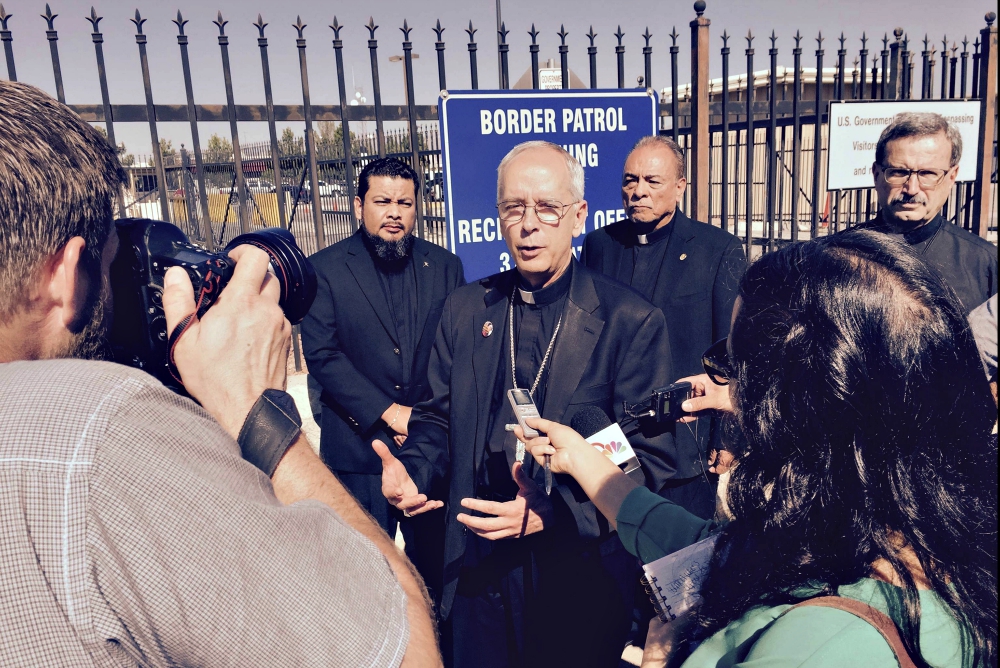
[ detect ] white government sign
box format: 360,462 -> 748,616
827,100 -> 980,190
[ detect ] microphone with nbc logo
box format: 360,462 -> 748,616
569,406 -> 644,481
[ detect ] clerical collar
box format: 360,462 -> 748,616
876,211 -> 943,245
516,261 -> 573,305
632,219 -> 674,246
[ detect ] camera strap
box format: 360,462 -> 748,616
166,313 -> 198,384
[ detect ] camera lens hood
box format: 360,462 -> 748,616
226,228 -> 317,324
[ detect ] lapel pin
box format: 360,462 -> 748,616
679,253 -> 688,261
423,261 -> 430,267
482,321 -> 494,337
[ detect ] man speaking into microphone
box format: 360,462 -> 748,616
375,141 -> 679,668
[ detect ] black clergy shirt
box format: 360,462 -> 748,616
479,262 -> 573,500
372,253 -> 418,387
612,219 -> 675,299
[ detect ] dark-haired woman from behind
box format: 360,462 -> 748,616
518,230 -> 997,667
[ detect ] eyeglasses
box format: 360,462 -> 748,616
496,200 -> 578,226
879,166 -> 952,188
702,338 -> 733,386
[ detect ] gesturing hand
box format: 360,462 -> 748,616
456,461 -> 553,540
162,245 -> 291,439
372,439 -> 443,516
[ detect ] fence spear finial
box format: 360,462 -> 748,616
643,27 -> 652,47
816,31 -> 824,49
465,20 -> 476,41
721,29 -> 729,47
838,32 -> 845,49
365,16 -> 377,39
253,14 -> 267,38
293,15 -> 307,39
130,9 -> 145,34
794,30 -> 802,48
498,21 -> 508,42
172,10 -> 187,34
586,25 -> 597,46
770,30 -> 777,47
86,7 -> 102,32
0,5 -> 12,31
41,4 -> 57,30
401,19 -> 411,41
212,11 -> 227,35
614,25 -> 624,46
745,29 -> 753,48
433,19 -> 444,41
330,16 -> 342,39
558,24 -> 568,46
528,23 -> 539,44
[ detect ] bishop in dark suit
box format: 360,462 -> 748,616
301,158 -> 465,549
581,136 -> 746,519
375,142 -> 678,668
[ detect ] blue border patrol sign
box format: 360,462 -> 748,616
439,90 -> 658,282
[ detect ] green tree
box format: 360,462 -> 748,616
159,138 -> 176,158
204,133 -> 234,162
95,125 -> 135,165
279,127 -> 304,157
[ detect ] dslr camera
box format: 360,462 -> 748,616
108,218 -> 317,394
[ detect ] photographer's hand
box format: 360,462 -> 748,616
162,246 -> 292,439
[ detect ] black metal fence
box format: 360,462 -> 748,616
1,2 -> 996,263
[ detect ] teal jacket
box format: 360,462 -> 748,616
616,487 -> 965,668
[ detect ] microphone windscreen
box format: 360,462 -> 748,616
570,405 -> 614,439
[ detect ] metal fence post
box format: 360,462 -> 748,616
131,11 -> 171,223
293,16 -> 326,250
558,25 -> 569,89
791,31 -> 803,240
859,33 -> 868,99
365,18 -> 387,158
973,12 -> 997,238
1,5 -> 16,81
87,7 -> 127,217
721,31 -> 730,233
690,0 -> 711,225
175,11 -> 214,247
529,25 -> 540,89
811,33 -> 824,238
960,37 -> 969,98
642,28 -> 653,90
615,26 -> 625,88
743,31 -> 754,248
255,15 -> 288,233
466,22 -> 479,90
670,27 -> 680,142
587,27 -> 597,88
767,31 -> 778,251
214,13 -> 249,236
434,20 -> 447,91
498,23 -> 510,89
331,18 -> 356,223
41,5 -> 65,103
889,28 -> 903,99
401,20 -> 425,239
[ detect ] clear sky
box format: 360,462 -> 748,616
2,0 -> 991,153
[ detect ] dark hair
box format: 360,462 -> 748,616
697,231 -> 997,667
356,157 -> 419,202
875,111 -> 962,167
0,81 -> 126,321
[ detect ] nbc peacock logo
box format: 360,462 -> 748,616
599,440 -> 626,458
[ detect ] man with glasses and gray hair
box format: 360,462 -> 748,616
853,111 -> 996,313
375,140 -> 679,668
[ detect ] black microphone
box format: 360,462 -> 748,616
570,406 -> 643,479
570,405 -> 614,439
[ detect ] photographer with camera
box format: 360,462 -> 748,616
0,81 -> 439,667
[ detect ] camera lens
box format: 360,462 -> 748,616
225,228 -> 317,324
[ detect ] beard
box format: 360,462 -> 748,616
360,223 -> 415,263
63,275 -> 112,361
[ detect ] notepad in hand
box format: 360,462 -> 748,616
640,535 -> 718,624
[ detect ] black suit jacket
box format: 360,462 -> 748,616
580,210 -> 746,380
397,262 -> 678,618
301,232 -> 465,474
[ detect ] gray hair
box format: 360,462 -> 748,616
875,112 -> 962,167
0,81 -> 126,321
496,141 -> 585,203
629,135 -> 686,181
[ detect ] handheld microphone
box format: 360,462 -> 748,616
570,407 -> 644,480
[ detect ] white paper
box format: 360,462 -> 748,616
642,535 -> 718,623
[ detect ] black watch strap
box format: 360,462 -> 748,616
237,389 -> 302,476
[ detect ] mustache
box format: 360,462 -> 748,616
888,191 -> 928,206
